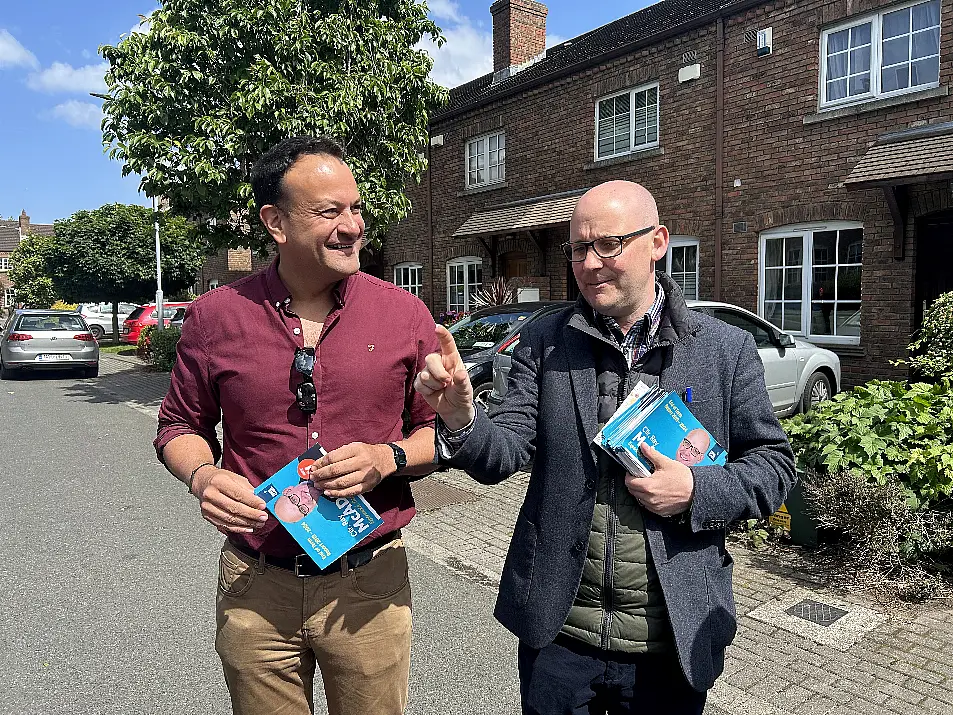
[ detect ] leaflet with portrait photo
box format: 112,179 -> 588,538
254,443 -> 383,568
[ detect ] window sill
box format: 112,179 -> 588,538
585,146 -> 664,171
458,181 -> 508,197
803,85 -> 949,125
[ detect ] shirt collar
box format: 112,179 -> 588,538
264,257 -> 353,312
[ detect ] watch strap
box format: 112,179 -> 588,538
386,442 -> 407,474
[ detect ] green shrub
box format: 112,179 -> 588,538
782,379 -> 953,509
136,325 -> 156,361
148,326 -> 181,372
896,290 -> 953,380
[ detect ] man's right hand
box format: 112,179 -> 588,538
414,325 -> 475,431
192,467 -> 269,534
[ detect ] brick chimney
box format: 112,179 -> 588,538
490,0 -> 548,75
18,210 -> 29,238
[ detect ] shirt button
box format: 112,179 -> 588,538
585,478 -> 596,490
293,327 -> 301,335
311,432 -> 319,439
572,540 -> 585,554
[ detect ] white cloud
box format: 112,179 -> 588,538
130,15 -> 152,36
0,29 -> 38,69
423,22 -> 493,88
546,34 -> 567,48
427,0 -> 462,23
27,61 -> 107,94
49,100 -> 103,129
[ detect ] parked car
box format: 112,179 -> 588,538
168,307 -> 187,329
489,300 -> 840,417
0,309 -> 100,379
77,302 -> 139,340
121,301 -> 191,344
448,301 -> 572,409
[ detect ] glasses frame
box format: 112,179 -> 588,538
679,437 -> 704,460
561,225 -> 656,262
292,347 -> 317,415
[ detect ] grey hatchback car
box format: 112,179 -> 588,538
0,309 -> 100,379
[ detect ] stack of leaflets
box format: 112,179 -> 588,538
594,381 -> 727,476
254,443 -> 384,568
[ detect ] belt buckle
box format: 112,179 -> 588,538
293,554 -> 311,579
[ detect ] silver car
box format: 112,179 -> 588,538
489,300 -> 840,417
77,302 -> 138,340
0,309 -> 100,379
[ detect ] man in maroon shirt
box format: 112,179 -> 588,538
155,136 -> 439,715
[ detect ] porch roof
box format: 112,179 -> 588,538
844,122 -> 953,189
453,190 -> 585,238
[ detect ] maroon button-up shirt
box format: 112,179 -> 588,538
155,260 -> 439,557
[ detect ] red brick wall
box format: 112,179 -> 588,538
491,0 -> 549,72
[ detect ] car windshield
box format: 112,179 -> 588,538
17,314 -> 87,331
450,311 -> 532,352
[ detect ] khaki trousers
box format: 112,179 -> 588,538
215,540 -> 412,715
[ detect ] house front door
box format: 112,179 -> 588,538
915,209 -> 953,328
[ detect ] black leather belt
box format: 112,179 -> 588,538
230,529 -> 401,578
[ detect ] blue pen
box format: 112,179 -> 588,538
685,386 -> 693,403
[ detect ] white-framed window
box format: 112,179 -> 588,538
594,83 -> 659,160
759,222 -> 863,344
394,262 -> 423,297
4,287 -> 15,307
820,0 -> 940,108
208,279 -> 219,291
447,256 -> 483,313
0,257 -> 10,271
466,132 -> 505,188
664,237 -> 699,300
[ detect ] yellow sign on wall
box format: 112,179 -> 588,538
769,503 -> 791,532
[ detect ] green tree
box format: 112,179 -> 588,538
44,203 -> 206,341
8,233 -> 58,309
100,0 -> 446,254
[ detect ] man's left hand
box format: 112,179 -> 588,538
309,442 -> 393,499
624,443 -> 695,517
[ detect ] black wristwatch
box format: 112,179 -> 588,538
386,442 -> 407,475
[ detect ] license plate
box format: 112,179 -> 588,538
37,354 -> 72,362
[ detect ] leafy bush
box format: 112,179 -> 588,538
136,325 -> 156,361
148,326 -> 181,372
471,277 -> 516,309
783,379 -> 953,509
52,300 -> 78,311
896,290 -> 953,380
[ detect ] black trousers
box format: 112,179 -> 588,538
518,635 -> 707,715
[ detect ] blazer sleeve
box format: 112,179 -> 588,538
687,331 -> 796,530
439,323 -> 541,484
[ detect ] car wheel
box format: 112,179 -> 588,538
801,372 -> 832,413
81,364 -> 100,379
473,382 -> 493,411
0,360 -> 14,380
89,324 -> 105,340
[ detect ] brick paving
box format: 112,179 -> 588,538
93,354 -> 953,715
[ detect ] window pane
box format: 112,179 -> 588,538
813,266 -> 836,301
912,28 -> 939,59
671,246 -> 684,273
850,23 -> 871,46
827,53 -> 848,80
883,8 -> 910,39
811,303 -> 835,335
784,268 -> 802,300
827,79 -> 848,101
764,268 -> 783,301
849,74 -> 871,95
784,237 -> 803,266
827,28 -> 849,54
765,239 -> 782,267
599,97 -> 615,118
489,135 -> 498,151
685,245 -> 697,271
782,304 -> 801,333
813,231 -> 837,264
911,56 -> 939,85
912,0 -> 940,31
763,302 -> 783,328
882,36 -> 910,66
850,46 -> 871,73
836,303 -> 861,337
882,64 -> 909,92
839,229 -> 863,263
838,266 -> 862,301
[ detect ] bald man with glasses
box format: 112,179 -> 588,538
416,180 -> 795,714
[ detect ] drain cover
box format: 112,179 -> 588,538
784,599 -> 849,627
410,478 -> 478,512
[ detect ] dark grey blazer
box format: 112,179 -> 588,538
443,285 -> 796,692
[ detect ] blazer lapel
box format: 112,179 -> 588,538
562,319 -> 600,445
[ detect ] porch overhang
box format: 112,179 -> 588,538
452,189 -> 586,238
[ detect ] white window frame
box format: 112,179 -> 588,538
819,0 -> 941,109
3,287 -> 15,308
664,237 -> 700,300
446,256 -> 483,313
758,221 -> 863,345
393,262 -> 423,297
0,257 -> 10,271
465,131 -> 506,188
208,279 -> 219,291
593,82 -> 660,161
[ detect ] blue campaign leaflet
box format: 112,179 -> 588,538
254,443 -> 383,568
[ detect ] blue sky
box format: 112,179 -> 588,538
0,1 -> 652,225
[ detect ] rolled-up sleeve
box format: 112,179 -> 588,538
403,300 -> 440,436
154,303 -> 222,464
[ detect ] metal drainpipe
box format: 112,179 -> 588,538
426,140 -> 436,316
714,16 -> 725,301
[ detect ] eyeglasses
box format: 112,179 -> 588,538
284,488 -> 312,515
292,347 -> 317,415
560,225 -> 656,262
679,438 -> 704,460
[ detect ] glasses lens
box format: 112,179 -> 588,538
293,348 -> 315,377
295,380 -> 317,414
593,238 -> 623,258
562,243 -> 589,262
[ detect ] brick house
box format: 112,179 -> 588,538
383,0 -> 953,387
0,211 -> 55,312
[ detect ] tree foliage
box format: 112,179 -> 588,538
896,290 -> 953,380
100,0 -> 447,253
8,234 -> 58,309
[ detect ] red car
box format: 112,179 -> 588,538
121,301 -> 192,344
